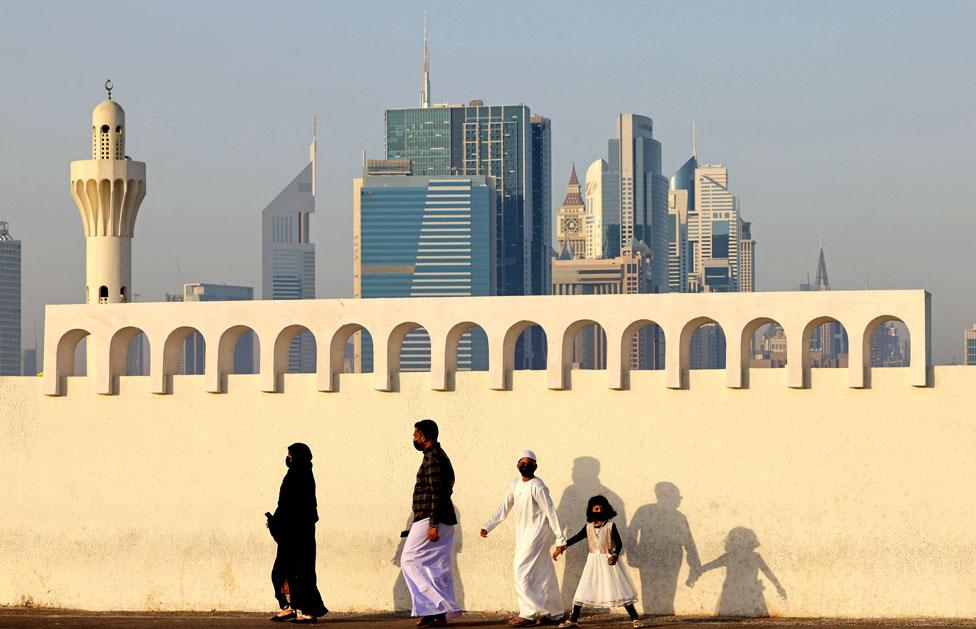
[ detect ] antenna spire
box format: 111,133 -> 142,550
691,120 -> 697,158
421,11 -> 430,108
310,113 -> 317,198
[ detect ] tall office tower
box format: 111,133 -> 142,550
353,161 -> 496,371
0,221 -> 21,375
555,165 -> 586,259
386,101 -> 550,367
70,82 -> 147,305
739,220 -> 755,292
21,348 -> 37,377
260,120 -> 316,373
552,246 -> 657,369
179,283 -> 254,374
605,114 -> 668,291
583,158 -> 619,259
667,130 -> 698,293
964,324 -> 976,366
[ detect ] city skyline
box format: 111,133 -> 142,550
0,1 -> 973,363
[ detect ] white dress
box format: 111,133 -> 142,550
483,477 -> 566,619
573,522 -> 638,607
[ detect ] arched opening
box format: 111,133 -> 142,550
161,327 -> 205,376
566,321 -> 608,370
505,322 -> 549,371
867,317 -> 910,367
334,326 -> 374,374
100,124 -> 109,133
805,318 -> 849,368
217,325 -> 259,376
124,331 -> 149,376
446,322 -> 489,373
398,325 -> 432,373
107,327 -> 151,393
57,329 -> 91,380
689,321 -> 726,370
746,319 -> 787,369
622,320 -> 665,371
284,328 -> 317,374
98,285 -> 108,304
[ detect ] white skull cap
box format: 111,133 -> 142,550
519,450 -> 537,461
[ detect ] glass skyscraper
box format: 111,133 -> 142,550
0,221 -> 21,376
386,102 -> 551,368
353,168 -> 496,371
260,144 -> 316,373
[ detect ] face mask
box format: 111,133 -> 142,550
413,439 -> 425,451
587,509 -> 605,522
517,462 -> 537,477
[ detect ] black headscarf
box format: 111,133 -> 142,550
272,443 -> 318,533
586,494 -> 617,522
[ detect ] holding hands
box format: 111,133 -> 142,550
551,545 -> 567,560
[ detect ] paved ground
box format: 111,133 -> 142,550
2,609 -> 976,629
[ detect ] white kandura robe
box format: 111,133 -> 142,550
483,477 -> 567,619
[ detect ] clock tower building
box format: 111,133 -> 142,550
555,164 -> 586,259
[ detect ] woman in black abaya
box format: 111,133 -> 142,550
267,442 -> 328,623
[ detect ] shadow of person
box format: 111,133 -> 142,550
391,509 -> 465,614
391,513 -> 414,614
628,482 -> 701,616
690,526 -> 787,617
555,456 -> 628,609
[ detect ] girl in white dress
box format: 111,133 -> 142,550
552,495 -> 642,628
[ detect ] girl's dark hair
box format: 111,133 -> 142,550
586,494 -> 618,521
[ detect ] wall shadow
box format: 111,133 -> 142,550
627,481 -> 701,616
555,456 -> 628,609
391,509 -> 465,614
695,526 -> 786,617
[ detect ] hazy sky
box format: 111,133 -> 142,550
1,1 -> 973,363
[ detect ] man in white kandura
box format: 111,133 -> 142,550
481,450 -> 566,626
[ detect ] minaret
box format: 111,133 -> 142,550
70,81 -> 147,304
421,12 -> 430,108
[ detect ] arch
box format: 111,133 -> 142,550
156,326 -> 204,394
685,318 -> 726,370
51,329 -> 90,394
106,326 -> 150,394
802,316 -> 849,370
266,325 -> 317,393
391,322 -> 431,373
212,325 -> 259,392
507,321 -> 547,371
743,317 -> 788,369
100,124 -> 109,133
321,324 -> 373,392
864,316 -> 911,369
431,322 -> 489,391
98,285 -> 108,303
120,286 -> 127,303
563,319 -> 608,371
620,319 -> 665,371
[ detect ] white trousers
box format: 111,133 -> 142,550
400,520 -> 461,618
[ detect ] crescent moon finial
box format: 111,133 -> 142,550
105,79 -> 113,100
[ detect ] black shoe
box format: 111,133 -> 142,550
271,610 -> 296,622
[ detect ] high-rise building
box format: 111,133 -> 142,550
555,165 -> 586,259
179,283 -> 254,374
607,114 -> 668,291
385,100 -> 550,367
21,348 -> 37,377
583,158 -> 619,260
0,221 -> 21,375
964,323 -> 976,366
353,162 -> 496,371
667,145 -> 697,293
69,82 -> 147,305
260,120 -> 316,373
871,322 -> 909,367
740,221 -> 756,293
552,246 -> 659,369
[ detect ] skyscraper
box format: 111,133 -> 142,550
583,158 -> 618,260
964,323 -> 976,366
260,120 -> 316,373
739,221 -> 756,293
800,244 -> 848,367
555,165 -> 586,259
0,221 -> 21,376
353,161 -> 496,371
608,114 -> 668,291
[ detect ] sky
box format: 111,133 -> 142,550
0,0 -> 973,364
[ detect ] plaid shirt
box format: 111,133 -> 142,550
412,442 -> 457,526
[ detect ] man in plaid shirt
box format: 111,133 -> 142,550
400,419 -> 461,627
